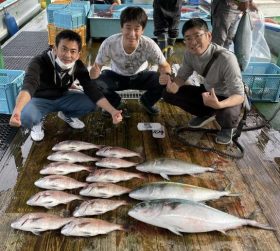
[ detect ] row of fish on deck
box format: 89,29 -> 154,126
11,140 -> 274,237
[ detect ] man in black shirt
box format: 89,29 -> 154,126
9,30 -> 122,141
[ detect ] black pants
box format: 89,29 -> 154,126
153,0 -> 182,38
163,85 -> 242,129
93,70 -> 164,108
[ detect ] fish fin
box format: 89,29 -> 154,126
224,183 -> 232,191
160,173 -> 170,180
32,230 -> 42,235
218,230 -> 227,235
168,227 -> 182,236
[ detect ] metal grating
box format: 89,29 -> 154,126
0,114 -> 18,161
3,31 -> 49,57
3,31 -> 49,71
2,57 -> 33,71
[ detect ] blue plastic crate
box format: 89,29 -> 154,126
54,9 -> 85,29
242,62 -> 280,102
0,70 -> 25,114
69,1 -> 91,15
47,4 -> 68,24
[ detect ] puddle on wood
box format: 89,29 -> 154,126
256,128 -> 280,163
0,132 -> 32,192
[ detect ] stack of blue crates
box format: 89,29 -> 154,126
47,1 -> 90,29
0,70 -> 25,114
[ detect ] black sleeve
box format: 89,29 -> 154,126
75,60 -> 105,103
21,55 -> 44,97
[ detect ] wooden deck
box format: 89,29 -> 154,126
0,100 -> 280,251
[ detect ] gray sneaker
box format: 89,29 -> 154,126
188,115 -> 215,128
215,128 -> 237,145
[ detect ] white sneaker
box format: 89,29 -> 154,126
31,122 -> 44,141
57,111 -> 85,129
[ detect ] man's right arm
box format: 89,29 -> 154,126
9,91 -> 31,127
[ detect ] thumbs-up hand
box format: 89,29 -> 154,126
90,62 -> 101,79
202,88 -> 220,109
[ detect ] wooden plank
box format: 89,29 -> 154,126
1,101 -> 280,250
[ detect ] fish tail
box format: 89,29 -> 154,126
137,173 -> 146,179
87,166 -> 97,172
120,223 -> 131,232
224,184 -> 241,197
121,200 -> 130,206
77,195 -> 85,201
247,220 -> 275,231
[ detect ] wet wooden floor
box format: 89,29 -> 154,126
0,99 -> 280,251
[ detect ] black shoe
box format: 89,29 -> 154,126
139,97 -> 160,115
188,115 -> 215,128
215,128 -> 237,145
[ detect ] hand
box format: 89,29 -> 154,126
9,110 -> 21,127
166,80 -> 179,94
111,109 -> 123,124
202,88 -> 221,109
90,63 -> 101,79
159,73 -> 171,86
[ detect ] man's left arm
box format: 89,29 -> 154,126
202,88 -> 244,109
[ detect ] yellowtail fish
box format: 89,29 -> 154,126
129,182 -> 240,201
128,199 -> 274,235
136,158 -> 215,180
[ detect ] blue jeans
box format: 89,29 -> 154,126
21,90 -> 96,128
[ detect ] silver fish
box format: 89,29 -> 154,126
11,213 -> 73,235
79,182 -> 131,198
95,157 -> 138,168
40,162 -> 93,175
234,12 -> 252,71
136,158 -> 215,180
86,169 -> 144,183
61,218 -> 125,237
34,175 -> 87,190
52,140 -> 102,151
26,190 -> 83,209
128,199 -> 274,235
47,150 -> 99,163
73,199 -> 128,217
129,182 -> 240,201
96,146 -> 142,158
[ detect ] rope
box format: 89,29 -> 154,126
174,105 -> 280,159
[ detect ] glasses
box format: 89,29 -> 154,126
183,32 -> 206,44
